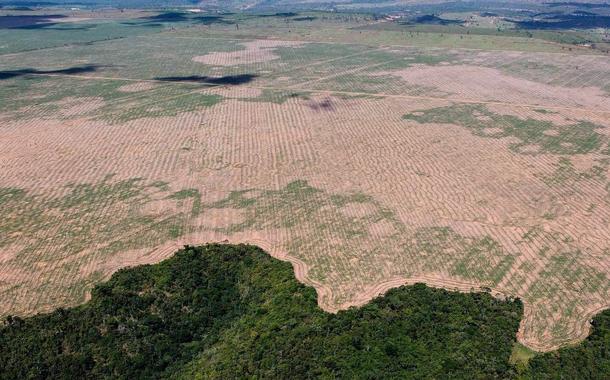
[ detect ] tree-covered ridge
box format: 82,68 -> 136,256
0,243 -> 608,379
0,244 -> 522,379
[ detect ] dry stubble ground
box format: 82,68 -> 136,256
0,29 -> 609,352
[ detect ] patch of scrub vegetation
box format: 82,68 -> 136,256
455,236 -> 513,285
353,19 -> 598,53
310,72 -> 398,93
247,89 -> 311,104
539,250 -> 608,295
105,91 -> 222,123
169,188 -> 202,217
498,61 -> 565,87
292,49 -> 454,94
0,177 -> 199,315
0,244 -> 524,379
0,19 -> 163,55
0,76 -> 130,117
0,76 -> 223,123
533,108 -> 555,114
403,104 -> 606,155
3,177 -> 195,254
520,241 -> 609,345
0,187 -> 26,205
0,76 -> 59,115
332,92 -> 383,101
511,342 -> 538,370
272,42 -> 383,72
270,44 -> 453,88
540,157 -> 608,187
203,180 -> 513,297
369,51 -> 457,73
412,228 -> 514,286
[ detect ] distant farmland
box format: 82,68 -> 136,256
0,9 -> 609,353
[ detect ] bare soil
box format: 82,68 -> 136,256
192,40 -> 305,66
1,49 -> 610,353
381,64 -> 610,110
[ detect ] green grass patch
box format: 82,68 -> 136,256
404,104 -> 606,155
533,108 -> 554,114
510,342 -> 538,369
0,177 -> 199,315
0,19 -> 164,55
169,188 -> 202,216
248,89 -> 311,104
0,75 -> 223,123
203,180 -> 514,291
540,157 -> 608,187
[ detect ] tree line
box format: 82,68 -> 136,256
0,244 -> 606,379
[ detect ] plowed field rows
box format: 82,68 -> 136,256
1,17 -> 609,352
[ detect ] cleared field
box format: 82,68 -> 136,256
0,11 -> 609,352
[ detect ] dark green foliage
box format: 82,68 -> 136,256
0,244 -> 524,379
520,310 -> 610,379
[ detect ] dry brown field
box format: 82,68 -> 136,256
1,11 -> 609,352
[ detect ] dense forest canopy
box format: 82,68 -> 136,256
0,244 -> 608,379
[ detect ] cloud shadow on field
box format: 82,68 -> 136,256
16,23 -> 97,31
144,12 -> 189,22
0,14 -> 96,30
154,74 -> 258,86
129,12 -> 234,27
402,14 -> 464,26
0,65 -> 103,80
257,12 -> 298,18
508,12 -> 610,29
194,15 -> 235,25
293,16 -> 317,21
0,14 -> 64,29
546,2 -> 610,9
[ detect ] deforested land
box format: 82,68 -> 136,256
1,2 -> 610,376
